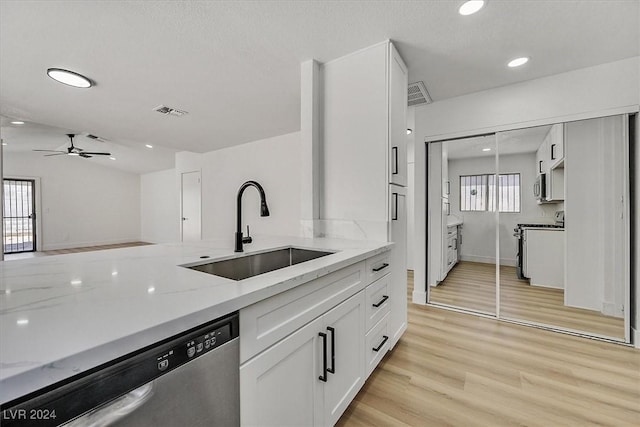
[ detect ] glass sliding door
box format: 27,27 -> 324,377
497,116 -> 629,341
428,135 -> 497,316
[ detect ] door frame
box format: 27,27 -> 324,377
3,176 -> 42,254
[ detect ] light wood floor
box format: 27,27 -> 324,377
337,271 -> 640,427
430,261 -> 625,339
4,242 -> 152,259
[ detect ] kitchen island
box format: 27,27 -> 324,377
0,237 -> 392,407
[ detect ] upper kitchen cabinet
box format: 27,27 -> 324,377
389,43 -> 409,186
535,123 -> 565,202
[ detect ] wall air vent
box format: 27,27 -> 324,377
153,105 -> 189,117
408,81 -> 432,107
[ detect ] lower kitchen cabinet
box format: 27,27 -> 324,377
240,291 -> 366,427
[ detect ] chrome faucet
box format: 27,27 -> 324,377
235,180 -> 270,252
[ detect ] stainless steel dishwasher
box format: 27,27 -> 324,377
1,312 -> 240,427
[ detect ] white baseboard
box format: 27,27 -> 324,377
633,327 -> 640,349
601,301 -> 624,318
412,289 -> 427,305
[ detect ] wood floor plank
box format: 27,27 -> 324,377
337,271 -> 640,427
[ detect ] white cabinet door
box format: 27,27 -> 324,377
389,185 -> 407,347
240,316 -> 324,427
524,229 -> 564,289
389,42 -> 408,187
321,291 -> 366,427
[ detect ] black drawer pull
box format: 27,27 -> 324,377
372,263 -> 389,272
372,295 -> 389,308
318,332 -> 327,382
327,327 -> 335,375
372,335 -> 389,352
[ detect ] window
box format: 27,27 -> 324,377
460,173 -> 520,213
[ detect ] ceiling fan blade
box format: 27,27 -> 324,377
44,153 -> 67,157
33,149 -> 66,153
81,151 -> 111,156
79,153 -> 93,158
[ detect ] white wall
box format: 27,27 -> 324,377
448,153 -> 558,266
4,152 -> 141,250
140,169 -> 179,243
170,132 -> 302,245
413,57 -> 640,307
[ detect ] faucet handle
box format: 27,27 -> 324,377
242,225 -> 253,244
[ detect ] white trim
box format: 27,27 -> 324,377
633,327 -> 640,349
412,289 -> 427,305
424,105 -> 639,144
622,114 -> 631,343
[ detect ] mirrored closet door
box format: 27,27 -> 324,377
497,116 -> 629,341
428,114 -> 631,342
428,135 -> 497,316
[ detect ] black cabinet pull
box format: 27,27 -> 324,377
551,144 -> 556,160
372,335 -> 389,352
372,263 -> 389,272
392,193 -> 398,220
318,332 -> 327,382
539,160 -> 543,173
372,295 -> 389,308
327,327 -> 335,374
392,146 -> 398,175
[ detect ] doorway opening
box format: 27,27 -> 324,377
3,178 -> 37,254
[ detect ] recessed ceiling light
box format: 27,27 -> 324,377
1,142 -> 7,146
406,129 -> 413,135
16,319 -> 29,326
482,148 -> 491,152
10,121 -> 25,125
459,0 -> 485,16
507,57 -> 529,68
145,144 -> 153,149
47,68 -> 92,88
109,157 -> 116,160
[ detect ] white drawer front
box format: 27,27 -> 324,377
365,313 -> 390,378
365,274 -> 391,331
240,261 -> 366,363
365,250 -> 391,284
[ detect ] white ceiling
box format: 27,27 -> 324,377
1,1 -> 638,173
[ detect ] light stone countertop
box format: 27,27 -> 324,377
0,236 -> 392,404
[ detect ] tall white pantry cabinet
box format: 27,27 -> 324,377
239,41 -> 409,427
322,40 -> 409,348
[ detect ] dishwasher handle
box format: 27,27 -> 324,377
65,382 -> 154,427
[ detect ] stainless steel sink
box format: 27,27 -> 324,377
186,247 -> 334,281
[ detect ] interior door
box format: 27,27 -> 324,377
181,171 -> 201,242
3,178 -> 36,254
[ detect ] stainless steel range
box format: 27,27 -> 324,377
514,211 -> 564,280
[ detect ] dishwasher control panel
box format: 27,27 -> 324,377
155,322 -> 232,374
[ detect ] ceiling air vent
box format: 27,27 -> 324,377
84,133 -> 107,142
153,105 -> 189,117
408,81 -> 432,107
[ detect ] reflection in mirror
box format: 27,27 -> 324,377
497,117 -> 628,340
428,135 -> 497,315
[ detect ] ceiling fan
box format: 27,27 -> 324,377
33,134 -> 111,158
